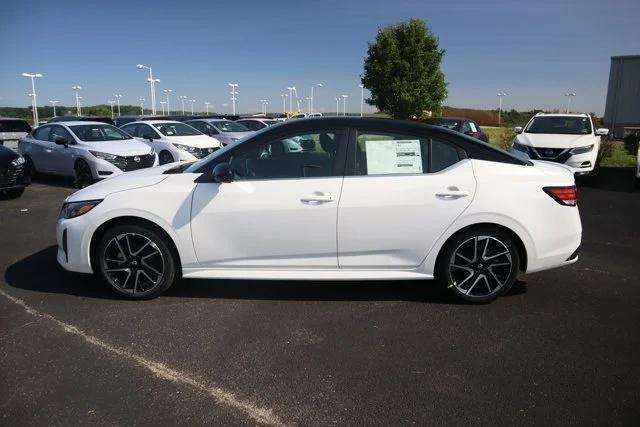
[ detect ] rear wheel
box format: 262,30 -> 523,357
96,223 -> 178,299
437,227 -> 520,303
159,150 -> 174,165
74,160 -> 94,188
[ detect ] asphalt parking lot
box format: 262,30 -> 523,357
1,169 -> 639,426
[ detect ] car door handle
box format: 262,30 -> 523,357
300,194 -> 335,203
436,189 -> 469,199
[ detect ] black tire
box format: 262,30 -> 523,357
95,223 -> 178,299
74,159 -> 94,188
635,177 -> 640,189
159,150 -> 174,165
24,155 -> 37,177
436,226 -> 520,303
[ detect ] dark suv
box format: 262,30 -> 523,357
426,117 -> 489,143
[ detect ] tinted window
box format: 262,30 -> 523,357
32,126 -> 51,141
525,116 -> 592,135
227,130 -> 342,180
48,126 -> 72,143
460,122 -> 472,133
0,120 -> 31,133
69,124 -> 132,141
212,121 -> 249,132
153,122 -> 201,136
238,120 -> 264,131
138,124 -> 158,138
431,139 -> 461,172
120,124 -> 138,136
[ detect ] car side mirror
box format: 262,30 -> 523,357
514,126 -> 523,134
212,162 -> 233,183
595,128 -> 609,136
54,136 -> 69,147
142,133 -> 155,141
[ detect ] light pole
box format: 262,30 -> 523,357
286,86 -> 296,115
341,94 -> 348,116
335,97 -> 340,116
160,101 -> 166,115
139,98 -> 145,115
108,100 -> 116,119
180,95 -> 187,114
49,100 -> 59,117
21,73 -> 43,125
310,83 -> 323,115
565,92 -> 576,113
359,84 -> 364,117
280,93 -> 288,115
189,99 -> 196,115
115,94 -> 122,116
163,89 -> 172,115
305,97 -> 311,114
136,64 -> 159,115
72,85 -> 82,116
497,92 -> 507,126
228,83 -> 238,115
204,101 -> 211,114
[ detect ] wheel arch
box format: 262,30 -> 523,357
89,216 -> 183,277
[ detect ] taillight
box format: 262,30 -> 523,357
543,186 -> 577,206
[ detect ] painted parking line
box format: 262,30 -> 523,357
0,288 -> 286,426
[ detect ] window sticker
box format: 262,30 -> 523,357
469,122 -> 477,133
365,139 -> 422,175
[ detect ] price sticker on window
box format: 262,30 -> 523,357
365,139 -> 423,175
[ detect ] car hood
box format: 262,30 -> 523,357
64,163 -> 179,202
515,132 -> 596,149
164,135 -> 220,148
79,139 -> 153,156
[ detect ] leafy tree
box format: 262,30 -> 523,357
361,18 -> 447,119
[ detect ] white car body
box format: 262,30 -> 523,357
512,113 -> 609,175
120,120 -> 221,163
19,121 -> 157,180
56,118 -> 582,301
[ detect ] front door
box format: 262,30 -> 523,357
190,127 -> 347,268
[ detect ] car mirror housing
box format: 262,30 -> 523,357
595,128 -> 609,136
54,136 -> 69,147
514,126 -> 523,134
212,162 -> 233,183
142,133 -> 155,141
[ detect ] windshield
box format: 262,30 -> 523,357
263,120 -> 278,126
69,124 -> 132,141
525,116 -> 592,135
429,119 -> 459,130
212,121 -> 249,132
153,122 -> 202,136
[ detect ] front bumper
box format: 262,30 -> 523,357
90,154 -> 158,179
56,215 -> 95,274
512,147 -> 597,175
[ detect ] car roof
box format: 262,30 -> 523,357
0,117 -> 29,122
534,113 -> 589,117
125,120 -> 183,125
46,120 -> 112,126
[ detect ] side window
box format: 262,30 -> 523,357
354,131 -> 429,176
121,124 -> 137,136
227,130 -> 343,180
48,125 -> 72,143
33,126 -> 51,141
139,124 -> 158,139
460,122 -> 472,134
206,124 -> 219,135
189,121 -> 204,132
431,139 -> 461,172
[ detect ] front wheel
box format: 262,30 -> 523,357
74,160 -> 94,188
96,223 -> 178,299
437,227 -> 520,303
159,150 -> 174,165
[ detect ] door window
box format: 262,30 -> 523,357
138,124 -> 159,139
121,124 -> 138,136
32,126 -> 51,141
227,130 -> 344,180
460,122 -> 472,134
48,125 -> 73,143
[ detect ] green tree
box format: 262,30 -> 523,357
361,18 -> 447,119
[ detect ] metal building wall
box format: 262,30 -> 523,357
603,55 -> 640,138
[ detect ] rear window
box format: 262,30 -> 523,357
0,120 -> 31,133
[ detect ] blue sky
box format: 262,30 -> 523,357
1,0 -> 638,115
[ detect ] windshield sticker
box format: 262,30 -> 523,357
365,139 -> 422,174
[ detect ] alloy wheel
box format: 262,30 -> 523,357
102,233 -> 165,295
75,161 -> 93,188
449,235 -> 513,298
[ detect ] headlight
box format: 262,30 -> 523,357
59,200 -> 102,219
173,144 -> 197,153
10,156 -> 25,167
90,151 -> 117,160
570,145 -> 594,155
512,141 -> 530,153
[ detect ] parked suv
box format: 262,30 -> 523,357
511,113 -> 608,177
120,120 -> 221,165
0,118 -> 32,151
19,121 -> 156,187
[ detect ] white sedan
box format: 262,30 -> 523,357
56,117 -> 582,302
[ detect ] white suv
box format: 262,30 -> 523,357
511,113 -> 608,177
121,120 -> 221,165
19,121 -> 157,187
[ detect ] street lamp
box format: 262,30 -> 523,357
163,89 -> 172,115
228,83 -> 238,115
108,100 -> 116,119
280,93 -> 288,115
160,101 -> 166,115
21,72 -> 43,125
335,97 -> 340,116
180,95 -> 187,114
136,64 -> 159,115
204,101 -> 211,114
497,92 -> 507,126
310,83 -> 323,115
114,93 -> 122,116
189,99 -> 196,115
49,100 -> 59,117
72,85 -> 82,116
139,98 -> 145,115
286,86 -> 296,115
359,84 -> 364,117
341,94 -> 348,116
564,92 -> 576,113
305,97 -> 311,114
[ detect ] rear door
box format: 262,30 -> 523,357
337,127 -> 477,268
24,125 -> 52,172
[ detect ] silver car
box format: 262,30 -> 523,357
186,119 -> 252,146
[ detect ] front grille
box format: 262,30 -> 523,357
110,154 -> 156,172
193,147 -> 218,159
0,163 -> 24,188
528,147 -> 572,164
